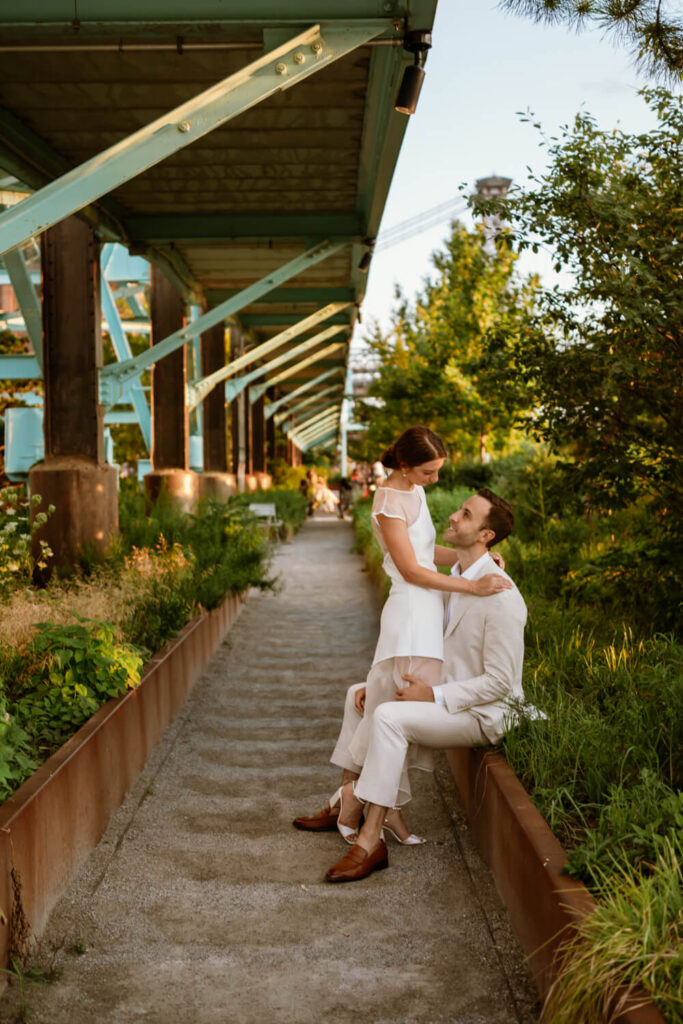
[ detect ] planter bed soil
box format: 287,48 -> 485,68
0,591 -> 245,971
448,748 -> 666,1024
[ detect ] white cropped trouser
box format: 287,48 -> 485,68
331,681 -> 487,808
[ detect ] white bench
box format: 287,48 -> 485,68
248,502 -> 282,530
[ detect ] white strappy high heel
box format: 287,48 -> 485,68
329,783 -> 363,845
383,808 -> 426,846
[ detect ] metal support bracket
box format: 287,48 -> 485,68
100,239 -> 344,406
0,355 -> 41,378
199,324 -> 346,409
248,340 -> 347,404
186,301 -> 350,410
3,247 -> 43,371
300,427 -> 338,453
265,366 -> 342,420
291,414 -> 340,449
292,402 -> 341,436
273,383 -> 341,426
100,252 -> 152,449
0,22 -> 386,256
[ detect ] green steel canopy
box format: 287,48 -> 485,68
0,1 -> 438,440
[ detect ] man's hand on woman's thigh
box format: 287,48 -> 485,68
395,674 -> 435,702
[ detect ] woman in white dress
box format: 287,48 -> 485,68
295,426 -> 510,845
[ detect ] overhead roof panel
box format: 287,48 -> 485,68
0,1 -> 438,436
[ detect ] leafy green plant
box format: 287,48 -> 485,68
0,699 -> 38,802
12,618 -> 144,754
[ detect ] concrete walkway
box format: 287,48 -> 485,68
2,517 -> 538,1024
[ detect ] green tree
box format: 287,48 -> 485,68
477,88 -> 683,513
358,222 -> 538,462
500,0 -> 683,81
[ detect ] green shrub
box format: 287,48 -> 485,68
0,697 -> 38,802
121,554 -> 195,653
186,501 -> 274,609
9,618 -> 144,755
351,499 -> 389,599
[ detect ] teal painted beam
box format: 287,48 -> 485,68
273,383 -> 341,426
0,23 -> 385,256
283,402 -> 332,433
186,302 -> 349,409
205,286 -> 355,306
0,270 -> 40,286
3,247 -> 43,371
296,414 -> 340,445
0,5 -> 403,23
0,108 -> 128,244
104,409 -> 139,424
303,432 -> 338,453
288,404 -> 341,437
249,341 -> 347,403
265,366 -> 342,419
126,211 -> 364,243
100,251 -> 152,449
240,313 -> 350,328
300,427 -> 338,453
0,355 -> 41,378
292,413 -> 340,447
220,326 -> 347,406
100,239 -> 344,404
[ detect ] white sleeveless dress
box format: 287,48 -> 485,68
370,484 -> 444,664
345,485 -> 442,788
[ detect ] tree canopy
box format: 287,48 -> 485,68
357,222 -> 539,462
500,0 -> 683,81
477,87 -> 682,513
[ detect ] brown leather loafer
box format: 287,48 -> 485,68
325,840 -> 388,883
292,806 -> 339,832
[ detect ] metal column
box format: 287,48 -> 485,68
29,216 -> 118,570
199,320 -> 236,501
144,266 -> 197,510
251,393 -> 267,481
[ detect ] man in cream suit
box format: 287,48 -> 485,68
322,487 -> 527,882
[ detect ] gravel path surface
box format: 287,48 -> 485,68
1,516 -> 538,1024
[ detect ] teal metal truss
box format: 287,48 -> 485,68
100,239 -> 345,406
0,23 -> 387,256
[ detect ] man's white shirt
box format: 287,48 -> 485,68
432,552 -> 492,708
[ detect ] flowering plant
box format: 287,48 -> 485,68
0,487 -> 54,600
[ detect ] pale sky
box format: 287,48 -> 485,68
358,1 -> 663,342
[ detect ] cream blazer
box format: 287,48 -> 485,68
441,552 -> 527,743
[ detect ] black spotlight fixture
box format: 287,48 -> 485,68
357,237 -> 375,272
395,30 -> 432,115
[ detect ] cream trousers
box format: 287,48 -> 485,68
331,681 -> 487,808
354,701 -> 487,809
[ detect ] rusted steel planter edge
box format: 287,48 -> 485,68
447,748 -> 666,1024
0,590 -> 246,970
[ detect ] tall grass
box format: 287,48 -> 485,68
541,836 -> 683,1023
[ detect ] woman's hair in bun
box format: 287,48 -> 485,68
380,426 -> 446,470
380,441 -> 399,468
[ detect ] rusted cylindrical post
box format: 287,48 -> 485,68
198,319 -> 236,501
29,216 -> 118,570
143,266 -> 197,510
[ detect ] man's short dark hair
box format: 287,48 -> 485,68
477,488 -> 514,548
